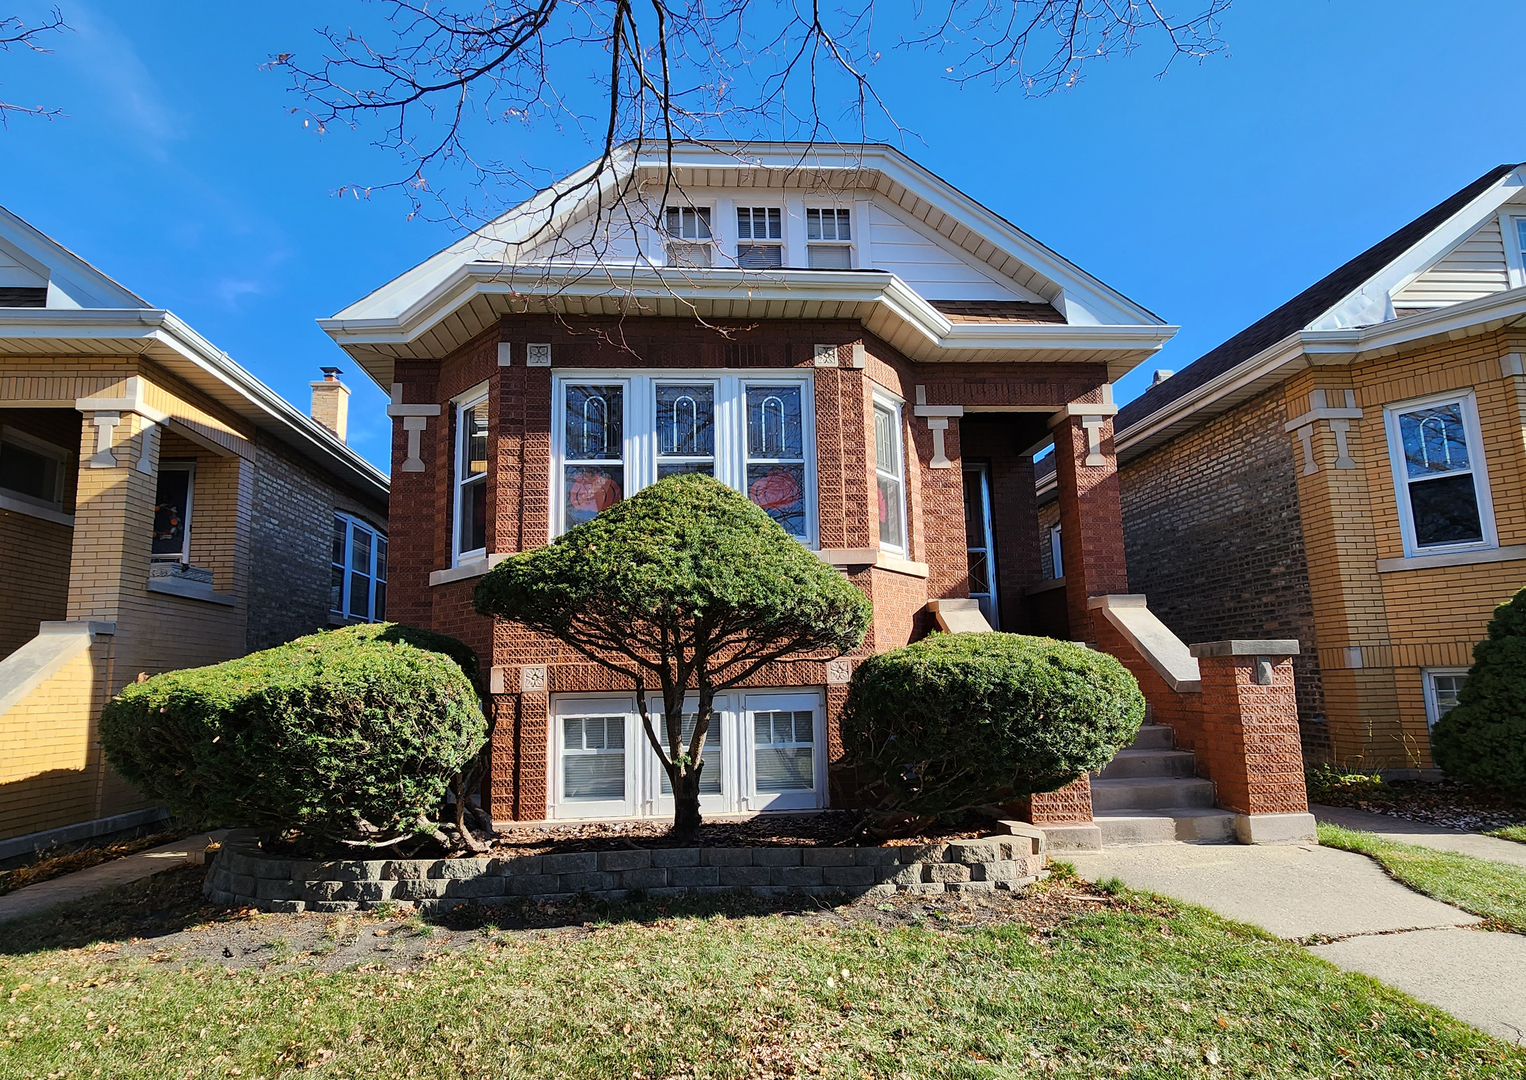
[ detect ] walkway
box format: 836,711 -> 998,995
0,831 -> 225,925
1312,802 -> 1526,867
1066,842 -> 1526,1044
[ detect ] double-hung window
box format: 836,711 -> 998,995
664,206 -> 712,267
873,396 -> 906,551
806,208 -> 852,269
150,460 -> 195,562
331,513 -> 387,621
1423,669 -> 1469,729
1383,391 -> 1495,556
1506,213 -> 1526,289
736,207 -> 783,268
553,373 -> 815,545
453,391 -> 489,562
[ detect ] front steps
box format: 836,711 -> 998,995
1054,723 -> 1238,849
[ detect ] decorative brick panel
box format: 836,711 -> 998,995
1019,776 -> 1093,824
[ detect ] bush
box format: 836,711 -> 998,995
839,632 -> 1145,818
100,624 -> 487,840
1431,585 -> 1526,798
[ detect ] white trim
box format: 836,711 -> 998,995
331,511 -> 389,622
1381,389 -> 1497,558
1049,523 -> 1064,580
0,424 -> 70,512
1422,667 -> 1470,729
742,690 -> 827,812
550,369 -> 818,547
872,393 -> 908,554
963,462 -> 999,629
146,576 -> 236,606
549,695 -> 639,820
1504,212 -> 1526,290
1375,543 -> 1526,573
0,490 -> 73,526
150,458 -> 196,563
452,389 -> 491,566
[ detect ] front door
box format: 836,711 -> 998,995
963,464 -> 999,628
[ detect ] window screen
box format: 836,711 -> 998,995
754,710 -> 814,793
563,715 -> 626,800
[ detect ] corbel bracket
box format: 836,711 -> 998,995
388,383 -> 441,473
1284,389 -> 1362,474
912,385 -> 963,468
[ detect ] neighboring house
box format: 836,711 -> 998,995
320,140 -> 1323,834
0,207 -> 389,854
1040,162 -> 1526,774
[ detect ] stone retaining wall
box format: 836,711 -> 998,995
204,830 -> 1048,916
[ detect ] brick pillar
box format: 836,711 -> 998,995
1053,412 -> 1128,642
1189,642 -> 1309,819
1019,776 -> 1093,824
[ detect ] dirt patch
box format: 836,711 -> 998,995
3,860 -> 1123,973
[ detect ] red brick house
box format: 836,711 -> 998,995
322,142 -> 1312,842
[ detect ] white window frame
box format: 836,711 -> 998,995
1502,212 -> 1526,290
663,205 -> 714,267
331,512 -> 388,622
550,695 -> 638,820
962,462 -> 999,630
452,384 -> 490,566
1049,524 -> 1064,580
735,205 -> 785,269
872,392 -> 907,554
1422,668 -> 1470,729
550,370 -> 818,548
1382,389 -> 1497,558
805,206 -> 854,269
644,692 -> 734,820
150,459 -> 196,563
743,690 -> 827,813
0,425 -> 69,514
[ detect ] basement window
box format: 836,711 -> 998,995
1423,669 -> 1468,728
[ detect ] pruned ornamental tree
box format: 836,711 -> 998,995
840,632 -> 1144,833
474,473 -> 872,836
1431,585 -> 1526,798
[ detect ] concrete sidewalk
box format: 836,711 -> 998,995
1312,803 -> 1526,868
0,831 -> 225,926
1067,842 -> 1526,1044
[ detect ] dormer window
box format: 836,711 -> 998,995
664,206 -> 712,267
806,208 -> 852,269
736,207 -> 783,268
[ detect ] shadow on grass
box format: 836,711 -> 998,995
0,864 -> 228,956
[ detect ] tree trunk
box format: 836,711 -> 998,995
670,766 -> 704,839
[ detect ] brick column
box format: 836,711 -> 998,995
1053,412 -> 1128,642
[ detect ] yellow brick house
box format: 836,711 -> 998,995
1070,163 -> 1526,773
0,206 -> 389,855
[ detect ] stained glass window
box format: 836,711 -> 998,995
1392,399 -> 1484,548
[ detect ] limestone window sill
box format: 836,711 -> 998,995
1375,544 -> 1526,573
429,554 -> 510,587
146,577 -> 236,606
817,548 -> 930,578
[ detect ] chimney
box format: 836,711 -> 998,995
311,366 -> 350,443
1152,369 -> 1175,388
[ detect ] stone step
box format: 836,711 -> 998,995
1090,776 -> 1217,812
1094,808 -> 1238,846
1129,724 -> 1175,751
1097,749 -> 1198,780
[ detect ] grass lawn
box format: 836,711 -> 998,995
3,864 -> 1521,1079
1318,822 -> 1526,933
1487,825 -> 1526,845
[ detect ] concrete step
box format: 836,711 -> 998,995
1097,749 -> 1198,780
1036,821 -> 1104,852
1129,724 -> 1175,751
1090,776 -> 1217,812
1094,808 -> 1238,846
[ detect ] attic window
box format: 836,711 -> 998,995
806,208 -> 851,269
736,207 -> 783,269
664,206 -> 712,267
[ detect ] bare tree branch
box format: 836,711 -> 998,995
0,6 -> 67,126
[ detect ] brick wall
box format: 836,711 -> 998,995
386,315 -> 1112,819
1114,387 -> 1328,761
246,433 -> 388,652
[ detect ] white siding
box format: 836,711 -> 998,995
1392,218 -> 1510,309
0,243 -> 48,290
867,203 -> 1033,300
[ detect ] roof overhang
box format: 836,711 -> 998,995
0,307 -> 389,503
321,265 -> 1176,389
1113,285 -> 1526,464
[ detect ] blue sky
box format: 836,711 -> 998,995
2,1 -> 1523,473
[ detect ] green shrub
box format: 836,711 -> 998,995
100,624 -> 487,840
1431,585 -> 1526,798
840,632 -> 1145,818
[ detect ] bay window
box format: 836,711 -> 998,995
1383,390 -> 1495,556
453,391 -> 489,562
873,396 -> 906,551
552,372 -> 816,545
331,513 -> 387,622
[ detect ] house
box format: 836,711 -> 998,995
323,141 -> 1315,843
1039,162 -> 1526,775
0,206 -> 389,855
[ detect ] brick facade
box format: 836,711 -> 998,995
386,314 -> 1114,821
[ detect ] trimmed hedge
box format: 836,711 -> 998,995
1431,585 -> 1526,798
100,624 -> 487,839
840,632 -> 1145,817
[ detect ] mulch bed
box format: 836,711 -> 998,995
1312,774 -> 1526,834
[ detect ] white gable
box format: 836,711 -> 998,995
865,202 -> 1034,301
0,206 -> 146,309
